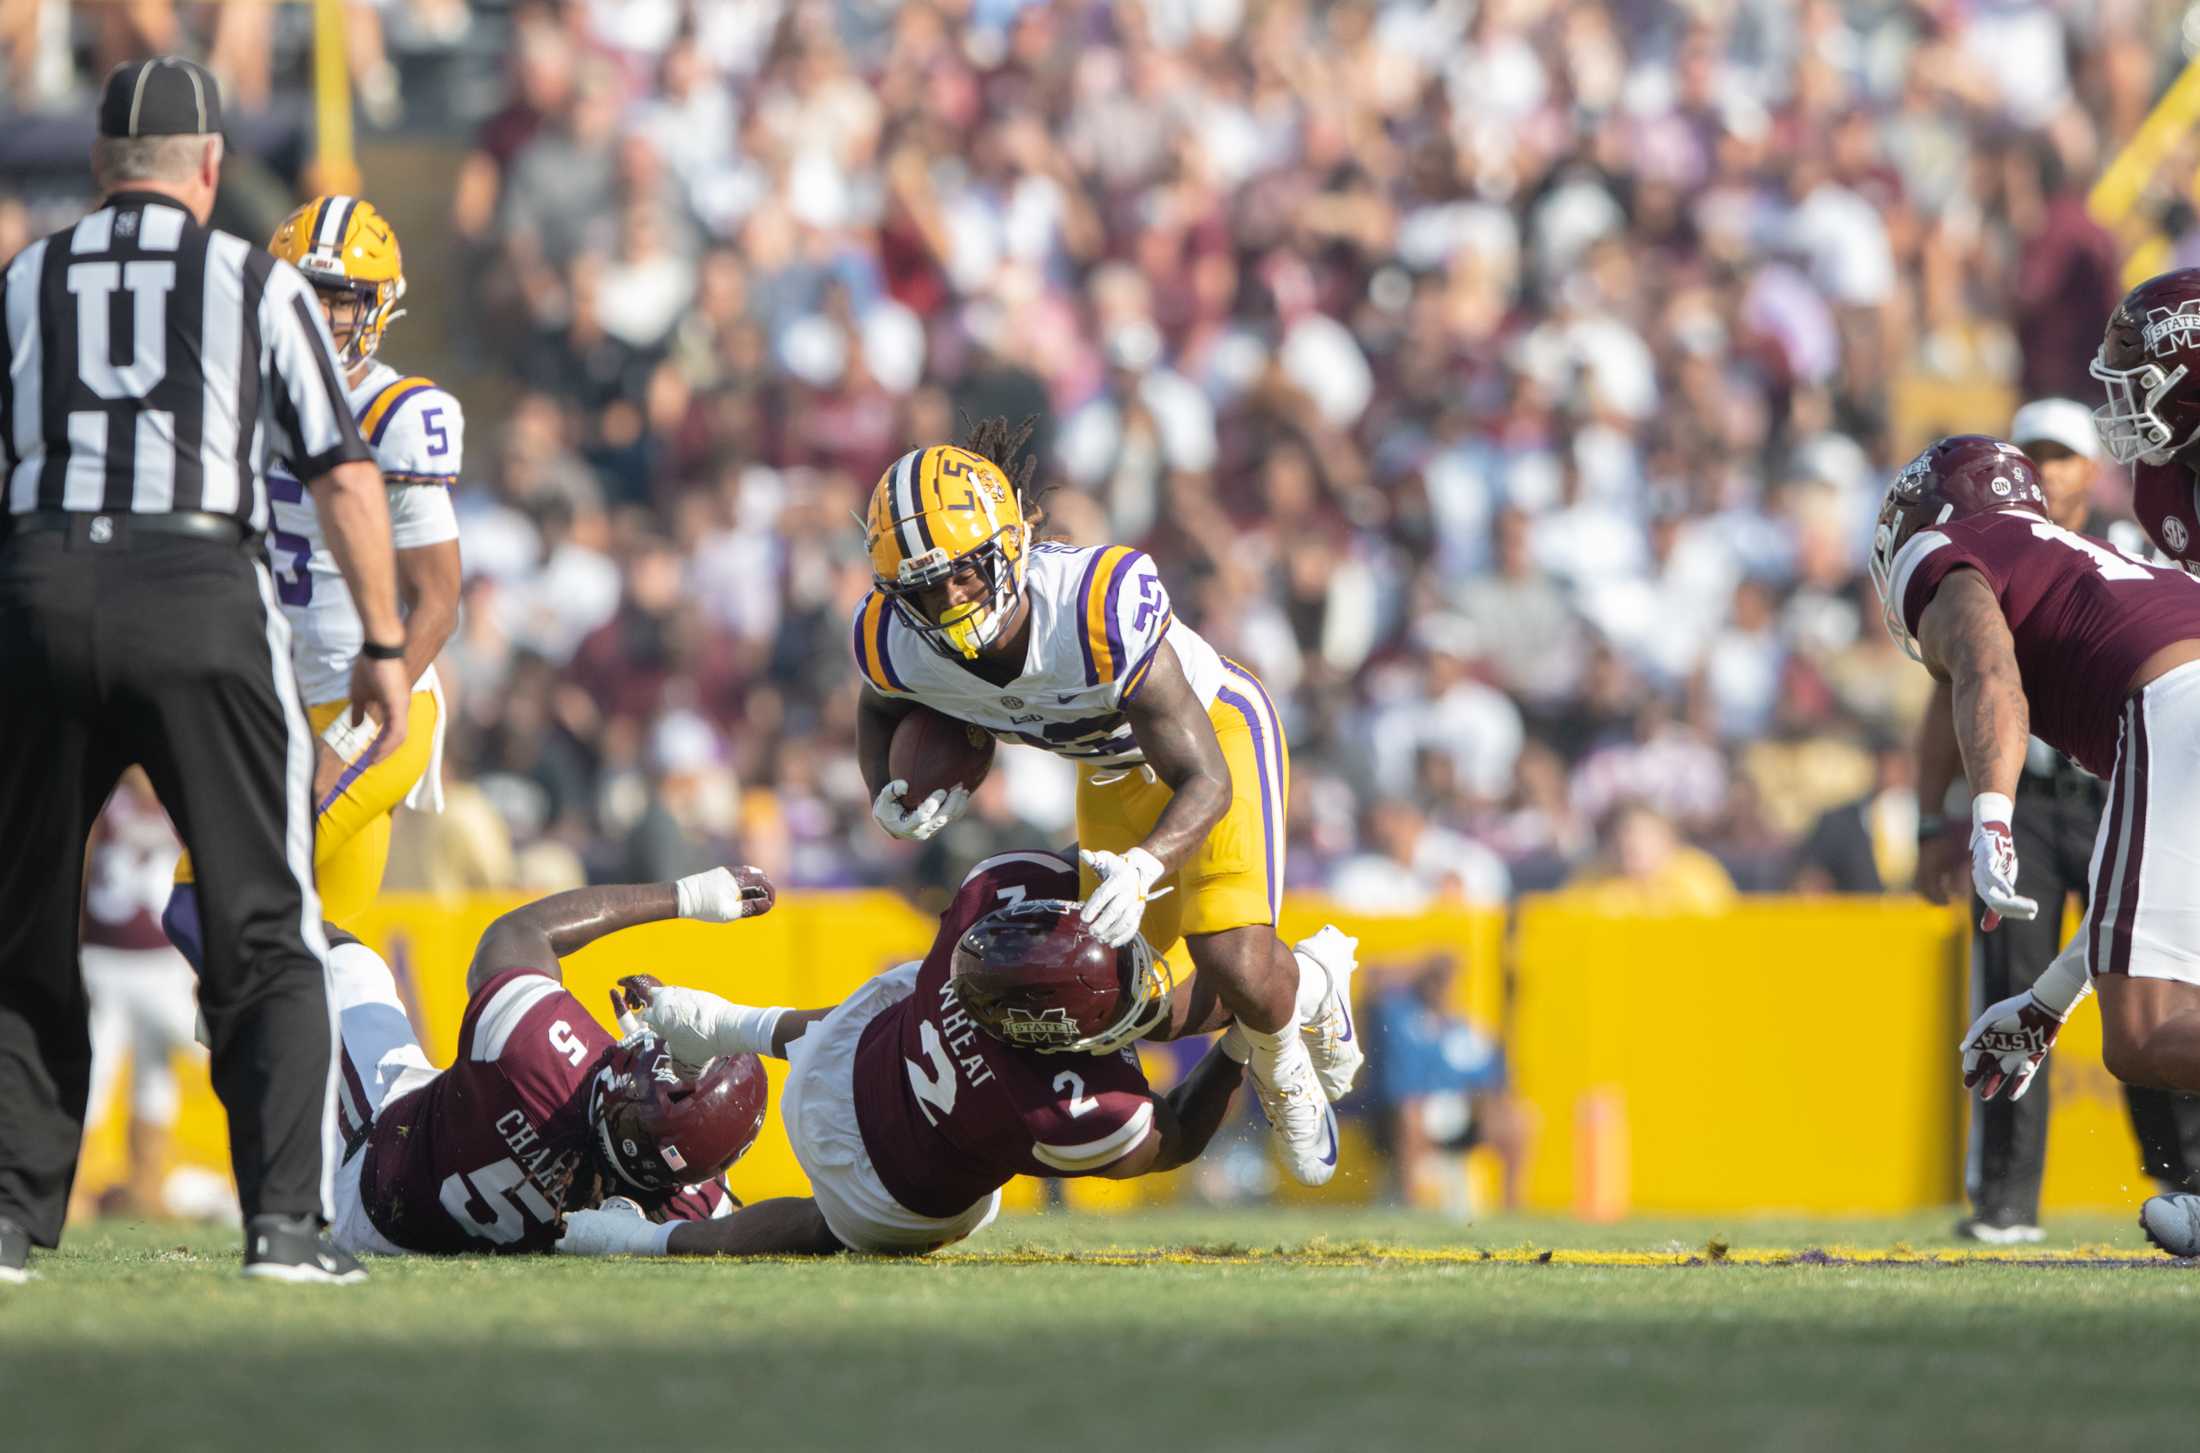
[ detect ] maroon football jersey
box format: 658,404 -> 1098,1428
82,785 -> 179,952
2132,460 -> 2200,563
360,970 -> 730,1253
1897,510 -> 2200,775
852,853 -> 1159,1219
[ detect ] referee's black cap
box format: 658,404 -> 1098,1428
98,57 -> 223,139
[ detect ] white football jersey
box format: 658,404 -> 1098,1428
268,361 -> 463,704
852,542 -> 1226,767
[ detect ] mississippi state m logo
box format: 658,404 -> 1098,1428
1002,1006 -> 1080,1045
2143,300 -> 2200,356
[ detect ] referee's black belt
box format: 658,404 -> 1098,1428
4,510 -> 253,545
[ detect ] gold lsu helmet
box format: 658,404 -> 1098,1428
865,444 -> 1029,660
268,195 -> 406,369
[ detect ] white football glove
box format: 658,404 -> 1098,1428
557,1197 -> 672,1256
614,975 -> 787,1062
1968,793 -> 2037,931
640,982 -> 741,1063
1959,990 -> 2067,1103
674,865 -> 776,923
1079,846 -> 1170,947
872,779 -> 970,842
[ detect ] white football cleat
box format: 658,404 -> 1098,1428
1294,926 -> 1364,1101
1247,1033 -> 1338,1188
1952,1217 -> 2044,1246
2140,1193 -> 2200,1257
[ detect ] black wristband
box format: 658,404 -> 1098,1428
1917,814 -> 1948,844
360,638 -> 405,662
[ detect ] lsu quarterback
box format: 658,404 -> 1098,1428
850,418 -> 1360,1186
167,195 -> 461,957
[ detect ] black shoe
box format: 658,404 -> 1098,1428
0,1216 -> 28,1284
241,1214 -> 367,1284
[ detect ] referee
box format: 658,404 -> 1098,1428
0,58 -> 410,1283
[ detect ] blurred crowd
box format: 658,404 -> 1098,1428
8,0 -> 2189,912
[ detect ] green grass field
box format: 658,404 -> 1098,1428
5,1209 -> 2194,1453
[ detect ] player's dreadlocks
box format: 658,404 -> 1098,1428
959,413 -> 1054,533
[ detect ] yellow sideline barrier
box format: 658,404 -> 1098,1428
74,894 -> 2152,1221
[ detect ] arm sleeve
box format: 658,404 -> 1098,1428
1074,548 -> 1174,702
851,592 -> 909,695
371,385 -> 464,483
1891,529 -> 1964,640
389,484 -> 460,550
261,261 -> 371,480
459,969 -> 565,1063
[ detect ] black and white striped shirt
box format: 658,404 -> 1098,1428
0,189 -> 370,526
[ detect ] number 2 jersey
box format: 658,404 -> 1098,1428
852,542 -> 1227,767
1892,508 -> 2200,775
851,853 -> 1160,1218
358,969 -> 728,1254
267,359 -> 462,705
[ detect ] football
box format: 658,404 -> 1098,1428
889,706 -> 997,803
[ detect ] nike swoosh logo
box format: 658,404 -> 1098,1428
1319,1105 -> 1338,1166
1056,694 -> 1081,704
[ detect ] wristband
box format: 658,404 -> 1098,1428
359,638 -> 405,661
1916,814 -> 1947,844
1971,792 -> 2015,830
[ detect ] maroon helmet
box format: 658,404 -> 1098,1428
2094,269 -> 2200,466
1868,434 -> 2047,659
592,1039 -> 769,1193
949,899 -> 1173,1055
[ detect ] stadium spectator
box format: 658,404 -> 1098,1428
1564,802 -> 1739,915
8,0 -> 2169,910
1365,955 -> 1528,1217
1789,737 -> 1919,895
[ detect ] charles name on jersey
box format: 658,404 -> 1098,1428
852,541 -> 1226,766
268,361 -> 462,704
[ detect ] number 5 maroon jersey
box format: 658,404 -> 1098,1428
1892,511 -> 2200,775
358,970 -> 730,1253
851,852 -> 1158,1219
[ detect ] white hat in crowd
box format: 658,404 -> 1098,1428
2009,398 -> 2102,460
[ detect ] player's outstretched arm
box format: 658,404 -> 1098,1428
1915,570 -> 2026,804
1915,571 -> 2036,929
614,975 -> 836,1064
1913,679 -> 1967,905
558,1196 -> 845,1257
665,1198 -> 846,1256
465,867 -> 775,995
1096,1039 -> 1246,1179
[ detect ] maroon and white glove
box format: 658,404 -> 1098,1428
1959,991 -> 2066,1102
1968,793 -> 2037,932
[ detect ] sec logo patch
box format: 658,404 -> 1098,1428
2167,516 -> 2190,554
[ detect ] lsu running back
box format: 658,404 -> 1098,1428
167,196 -> 464,948
851,424 -> 1361,1189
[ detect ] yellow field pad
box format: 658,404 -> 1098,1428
930,1245 -> 2175,1269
